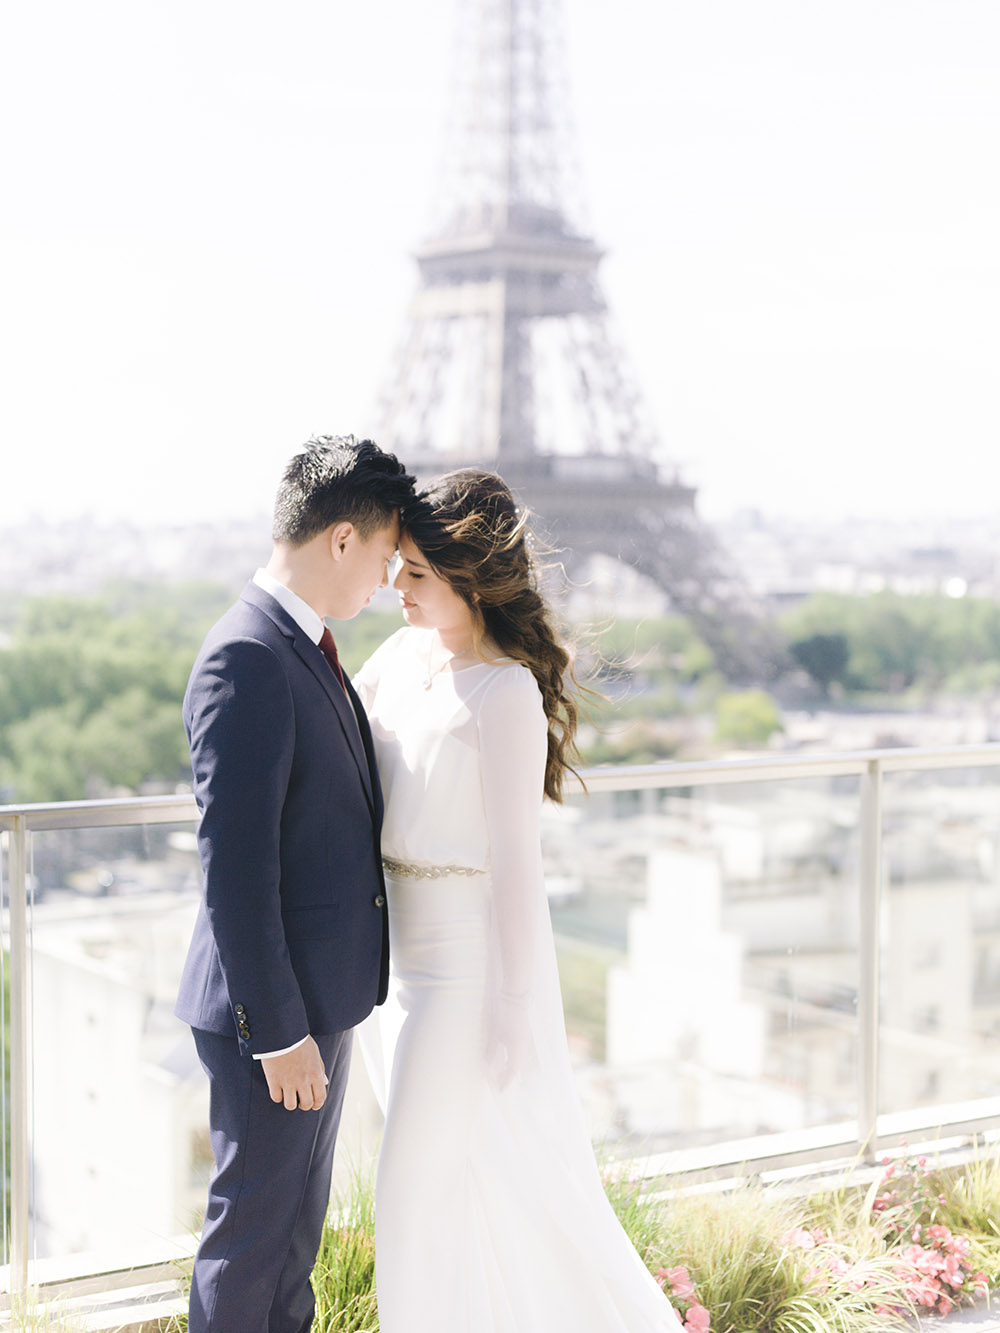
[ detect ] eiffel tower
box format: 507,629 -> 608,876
371,0 -> 774,678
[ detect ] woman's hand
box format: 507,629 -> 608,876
485,992 -> 533,1090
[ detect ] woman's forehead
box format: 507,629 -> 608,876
398,534 -> 430,567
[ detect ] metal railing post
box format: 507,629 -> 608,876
858,759 -> 883,1163
7,814 -> 30,1301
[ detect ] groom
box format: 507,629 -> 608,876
176,435 -> 413,1333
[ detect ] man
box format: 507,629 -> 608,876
175,435 -> 414,1332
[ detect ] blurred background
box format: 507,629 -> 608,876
3,0 -> 1000,787
4,0 -> 1000,1277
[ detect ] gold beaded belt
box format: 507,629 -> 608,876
381,856 -> 485,880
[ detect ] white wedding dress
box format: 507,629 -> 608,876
354,627 -> 681,1332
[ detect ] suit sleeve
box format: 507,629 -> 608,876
185,635 -> 309,1053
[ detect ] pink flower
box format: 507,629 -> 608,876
780,1227 -> 816,1251
914,1275 -> 943,1306
658,1265 -> 695,1300
684,1303 -> 711,1331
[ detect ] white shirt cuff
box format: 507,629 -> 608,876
252,1034 -> 309,1060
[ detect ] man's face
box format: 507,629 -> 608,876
330,513 -> 400,619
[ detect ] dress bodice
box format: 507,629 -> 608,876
353,627 -> 547,873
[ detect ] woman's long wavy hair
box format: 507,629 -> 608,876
401,469 -> 582,802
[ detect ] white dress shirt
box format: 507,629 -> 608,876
253,566 -> 324,645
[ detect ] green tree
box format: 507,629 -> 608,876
0,583 -> 233,802
0,703 -> 90,802
587,615 -> 715,687
580,721 -> 679,766
714,690 -> 782,747
790,633 -> 850,697
333,611 -> 406,677
780,590 -> 1000,697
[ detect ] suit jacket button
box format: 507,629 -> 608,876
239,1025 -> 251,1039
235,1004 -> 246,1015
374,895 -> 386,907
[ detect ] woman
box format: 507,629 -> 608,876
354,470 -> 681,1332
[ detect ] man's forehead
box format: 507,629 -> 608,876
382,514 -> 402,549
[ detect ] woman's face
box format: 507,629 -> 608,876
394,533 -> 475,637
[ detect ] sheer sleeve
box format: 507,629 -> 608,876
352,626 -> 407,710
476,665 -> 548,999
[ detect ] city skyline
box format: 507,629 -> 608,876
3,0 -> 998,528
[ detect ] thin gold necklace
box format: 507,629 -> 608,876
422,639 -> 475,690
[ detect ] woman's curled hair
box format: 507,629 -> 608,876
402,469 -> 582,803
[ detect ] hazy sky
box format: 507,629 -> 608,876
3,0 -> 998,528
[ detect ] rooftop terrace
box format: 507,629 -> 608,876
5,744 -> 1000,1328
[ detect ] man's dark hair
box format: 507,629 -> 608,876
272,435 -> 415,546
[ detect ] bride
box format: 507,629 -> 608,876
354,470 -> 681,1332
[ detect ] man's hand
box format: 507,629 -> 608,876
261,1036 -> 329,1110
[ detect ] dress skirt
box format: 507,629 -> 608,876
364,871 -> 681,1333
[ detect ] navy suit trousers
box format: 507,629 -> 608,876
188,1028 -> 353,1333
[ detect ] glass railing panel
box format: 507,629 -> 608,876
548,775 -> 861,1154
880,763 -> 1000,1116
1,828 -> 10,1267
24,819 -> 207,1262
6,747 -> 1000,1289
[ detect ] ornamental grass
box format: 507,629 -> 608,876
309,1163 -> 380,1333
604,1169 -> 912,1331
163,1143 -> 1000,1332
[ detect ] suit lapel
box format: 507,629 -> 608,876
344,673 -> 383,827
293,634 -> 376,811
239,583 -> 376,813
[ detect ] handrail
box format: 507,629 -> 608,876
4,742 -> 1000,828
563,742 -> 1000,791
0,793 -> 197,833
4,741 -> 1000,1300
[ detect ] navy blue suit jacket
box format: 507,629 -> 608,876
175,581 -> 389,1056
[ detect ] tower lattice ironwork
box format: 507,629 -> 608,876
371,0 -> 773,678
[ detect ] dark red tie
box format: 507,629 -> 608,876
319,626 -> 348,695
